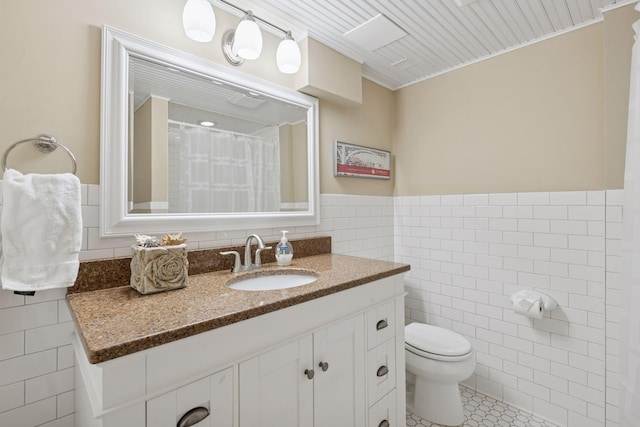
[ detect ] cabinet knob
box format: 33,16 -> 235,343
319,361 -> 329,372
376,365 -> 389,377
378,420 -> 390,427
177,406 -> 209,427
376,319 -> 388,330
304,368 -> 315,380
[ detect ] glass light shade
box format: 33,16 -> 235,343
182,0 -> 216,43
233,13 -> 262,60
277,34 -> 301,74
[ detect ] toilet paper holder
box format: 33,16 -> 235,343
510,289 -> 558,314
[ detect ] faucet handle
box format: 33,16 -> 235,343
220,251 -> 242,273
254,246 -> 272,267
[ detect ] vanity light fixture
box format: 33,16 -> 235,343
277,31 -> 302,74
217,0 -> 301,74
197,120 -> 215,127
182,0 -> 216,42
233,11 -> 262,60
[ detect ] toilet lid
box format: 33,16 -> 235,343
405,323 -> 472,357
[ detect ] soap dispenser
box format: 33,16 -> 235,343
275,230 -> 293,266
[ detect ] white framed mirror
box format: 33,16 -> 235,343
100,26 -> 319,237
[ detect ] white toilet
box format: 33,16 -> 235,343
405,322 -> 476,426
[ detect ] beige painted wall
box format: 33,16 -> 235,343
279,125 -> 294,203
394,23 -> 606,196
394,4 -> 638,196
133,99 -> 153,205
320,78 -> 395,196
0,0 -> 391,197
296,37 -> 363,107
132,96 -> 168,208
2,0 -> 634,198
151,98 -> 169,205
604,4 -> 638,189
292,122 -> 309,202
279,121 -> 308,204
0,0 -> 293,184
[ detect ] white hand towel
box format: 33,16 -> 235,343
0,169 -> 82,291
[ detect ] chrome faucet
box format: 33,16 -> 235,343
244,234 -> 271,269
220,234 -> 272,273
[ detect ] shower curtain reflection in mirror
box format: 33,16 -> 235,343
167,123 -> 281,213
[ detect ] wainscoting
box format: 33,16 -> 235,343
396,190 -> 622,427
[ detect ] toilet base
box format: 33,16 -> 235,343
407,377 -> 465,427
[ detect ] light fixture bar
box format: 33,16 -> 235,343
216,0 -> 289,36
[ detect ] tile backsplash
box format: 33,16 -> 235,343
0,187 -> 622,427
395,190 -> 622,427
0,189 -> 393,427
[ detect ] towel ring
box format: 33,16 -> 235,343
2,134 -> 77,175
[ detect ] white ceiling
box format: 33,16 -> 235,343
219,0 -> 629,90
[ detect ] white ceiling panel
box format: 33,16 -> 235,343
215,0 -> 627,90
343,14 -> 408,51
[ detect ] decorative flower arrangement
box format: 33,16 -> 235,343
130,232 -> 189,295
134,232 -> 188,247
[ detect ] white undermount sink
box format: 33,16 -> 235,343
226,269 -> 319,291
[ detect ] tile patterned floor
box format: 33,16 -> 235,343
406,386 -> 558,427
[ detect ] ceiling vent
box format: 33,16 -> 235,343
226,92 -> 266,109
343,14 -> 407,52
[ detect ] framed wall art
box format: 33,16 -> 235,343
333,140 -> 391,179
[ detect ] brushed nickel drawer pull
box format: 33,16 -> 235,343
177,406 -> 209,427
304,368 -> 315,380
377,365 -> 389,377
376,319 -> 388,330
319,361 -> 329,372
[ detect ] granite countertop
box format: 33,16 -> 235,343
67,253 -> 410,364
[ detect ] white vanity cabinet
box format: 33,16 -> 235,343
239,315 -> 365,427
73,274 -> 406,427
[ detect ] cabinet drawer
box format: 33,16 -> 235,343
146,367 -> 233,427
367,338 -> 396,405
368,389 -> 397,427
366,301 -> 395,350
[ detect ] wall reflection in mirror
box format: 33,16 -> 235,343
128,56 -> 308,214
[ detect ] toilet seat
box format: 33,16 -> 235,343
405,323 -> 472,361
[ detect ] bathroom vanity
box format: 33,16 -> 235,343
68,253 -> 409,427
82,25 -> 409,427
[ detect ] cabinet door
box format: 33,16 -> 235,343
239,335 -> 314,427
146,367 -> 233,427
314,314 -> 365,427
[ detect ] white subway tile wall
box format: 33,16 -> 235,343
395,191 -> 622,427
0,187 -> 622,427
605,189 -> 623,427
0,189 -> 393,426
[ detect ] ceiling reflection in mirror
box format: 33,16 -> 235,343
127,55 -> 309,214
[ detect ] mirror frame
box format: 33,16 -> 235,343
100,26 -> 319,237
